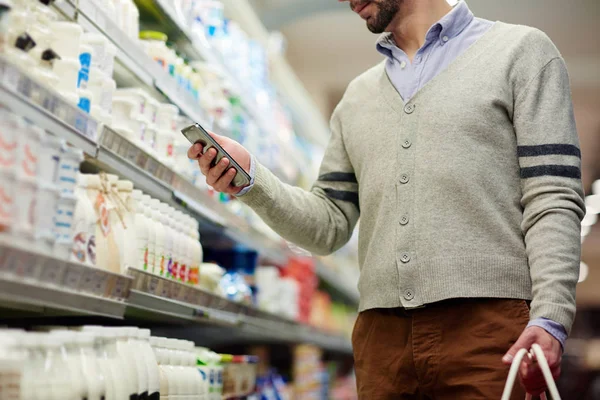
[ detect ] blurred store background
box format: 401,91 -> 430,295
0,0 -> 597,398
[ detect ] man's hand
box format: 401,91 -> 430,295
502,326 -> 562,396
187,132 -> 251,195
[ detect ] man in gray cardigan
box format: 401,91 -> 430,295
188,0 -> 585,397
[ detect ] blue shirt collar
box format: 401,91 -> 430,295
376,1 -> 475,58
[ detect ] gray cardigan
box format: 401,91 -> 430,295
239,22 -> 585,333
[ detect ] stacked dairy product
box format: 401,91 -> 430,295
70,172 -> 203,284
0,326 -> 225,400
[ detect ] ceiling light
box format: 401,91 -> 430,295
579,261 -> 589,283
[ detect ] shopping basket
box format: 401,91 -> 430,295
501,343 -> 561,400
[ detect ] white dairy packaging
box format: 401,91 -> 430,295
82,327 -> 126,400
174,211 -> 189,282
43,335 -> 78,400
116,180 -> 134,273
138,329 -> 160,400
50,331 -> 89,400
164,206 -> 177,279
126,190 -> 149,271
159,203 -> 174,279
151,337 -> 170,400
114,328 -> 141,400
54,193 -> 78,259
150,199 -> 166,276
141,195 -> 157,274
57,145 -> 84,195
125,327 -> 149,400
99,174 -> 124,274
71,174 -> 98,266
74,332 -> 107,400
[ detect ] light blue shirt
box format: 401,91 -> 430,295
376,0 -> 567,348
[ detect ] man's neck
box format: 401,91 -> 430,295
389,0 -> 453,61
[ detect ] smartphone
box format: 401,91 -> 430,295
181,123 -> 251,187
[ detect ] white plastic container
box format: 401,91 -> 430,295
114,328 -> 141,400
50,331 -> 90,400
167,208 -> 180,280
75,332 -> 107,400
116,179 -> 134,273
125,327 -> 149,400
53,58 -> 81,101
139,329 -> 160,400
127,0 -> 140,41
127,190 -> 149,271
37,133 -> 64,185
35,181 -> 60,250
188,217 -> 203,285
114,88 -> 149,118
57,145 -> 84,195
54,193 -> 78,259
78,44 -> 94,90
78,87 -> 93,114
156,103 -> 179,132
141,194 -> 158,274
71,174 -> 98,266
13,177 -> 37,239
154,129 -> 175,165
0,109 -> 20,173
0,168 -> 15,234
82,33 -> 116,78
49,21 -> 83,59
150,199 -> 166,277
162,206 -> 176,280
174,211 -> 189,282
15,121 -> 43,181
104,174 -> 125,274
157,203 -> 173,279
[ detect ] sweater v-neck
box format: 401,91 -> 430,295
376,21 -> 507,115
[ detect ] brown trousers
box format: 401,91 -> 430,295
352,298 -> 529,399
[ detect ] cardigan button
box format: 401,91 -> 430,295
400,253 -> 411,263
400,215 -> 409,225
404,104 -> 415,114
402,139 -> 412,148
404,289 -> 414,300
400,174 -> 410,184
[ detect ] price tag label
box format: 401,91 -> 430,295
170,282 -> 183,300
85,119 -> 98,141
39,259 -> 65,287
148,276 -> 160,295
211,310 -> 239,325
91,271 -> 109,296
20,253 -> 39,279
1,63 -> 20,92
111,277 -> 130,300
64,265 -> 84,290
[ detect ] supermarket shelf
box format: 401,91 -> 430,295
127,268 -> 353,354
0,58 -> 99,156
55,0 -> 212,127
0,237 -> 132,319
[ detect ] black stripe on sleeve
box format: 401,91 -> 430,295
517,144 -> 581,158
520,165 -> 581,179
318,172 -> 358,183
323,188 -> 360,211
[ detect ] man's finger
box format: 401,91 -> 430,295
503,332 -> 535,365
187,143 -> 204,160
213,168 -> 237,192
198,148 -> 217,174
206,157 -> 230,186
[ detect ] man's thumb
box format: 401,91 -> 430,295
503,332 -> 534,365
